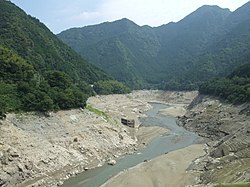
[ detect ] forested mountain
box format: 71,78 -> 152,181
0,0 -> 110,83
199,3 -> 250,104
199,62 -> 250,103
58,18 -> 161,88
0,0 -> 129,115
58,2 -> 250,89
185,2 -> 250,83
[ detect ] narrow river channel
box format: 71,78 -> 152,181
61,103 -> 202,187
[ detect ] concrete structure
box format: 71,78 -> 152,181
121,118 -> 135,128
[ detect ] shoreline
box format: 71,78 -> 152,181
101,144 -> 206,187
0,90 -> 199,187
60,91 -> 197,187
100,98 -> 204,187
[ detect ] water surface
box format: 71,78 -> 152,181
61,103 -> 201,187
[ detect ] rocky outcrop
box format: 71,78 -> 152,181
179,96 -> 250,185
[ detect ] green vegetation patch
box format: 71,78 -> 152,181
86,104 -> 117,124
199,63 -> 250,104
0,0 -> 122,116
93,80 -> 131,95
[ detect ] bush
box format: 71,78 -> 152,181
93,80 -> 131,95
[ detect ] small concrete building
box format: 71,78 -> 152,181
121,118 -> 135,128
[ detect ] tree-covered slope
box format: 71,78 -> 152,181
199,62 -> 250,104
0,39 -> 95,115
182,3 -> 250,89
59,18 -> 161,88
0,0 -> 110,83
58,2 -> 250,90
156,5 -> 231,89
0,0 -> 131,115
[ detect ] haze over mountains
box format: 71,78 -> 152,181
58,2 -> 250,89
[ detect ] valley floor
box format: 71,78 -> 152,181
0,90 -> 249,187
0,90 -> 196,187
102,144 -> 205,187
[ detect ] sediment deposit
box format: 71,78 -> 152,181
178,95 -> 250,185
0,91 -> 197,187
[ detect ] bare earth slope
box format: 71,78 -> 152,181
0,91 -> 197,187
179,96 -> 250,185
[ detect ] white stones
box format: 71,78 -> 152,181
107,159 -> 116,166
216,166 -> 223,169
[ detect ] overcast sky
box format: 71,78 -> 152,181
10,0 -> 249,34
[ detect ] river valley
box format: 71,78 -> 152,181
61,103 -> 203,187
0,90 -> 249,187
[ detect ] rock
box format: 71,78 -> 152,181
217,166 -> 223,169
44,111 -> 52,117
118,133 -> 124,140
8,148 -> 19,158
0,151 -> 3,160
17,163 -> 24,172
108,159 -> 116,166
57,181 -> 64,186
25,162 -> 33,170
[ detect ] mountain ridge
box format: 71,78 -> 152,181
0,0 -> 127,114
58,2 -> 250,89
0,0 -> 111,83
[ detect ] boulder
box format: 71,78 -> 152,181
108,159 -> 116,166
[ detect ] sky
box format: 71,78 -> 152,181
10,0 -> 250,34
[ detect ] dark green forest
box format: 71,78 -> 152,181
0,0 -> 111,83
0,0 -> 130,116
93,80 -> 131,95
0,46 -> 92,115
58,2 -> 250,90
1,0 -> 250,117
199,63 -> 250,103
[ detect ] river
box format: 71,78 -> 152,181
61,102 -> 202,187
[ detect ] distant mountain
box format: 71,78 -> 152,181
186,3 -> 250,84
58,18 -> 160,88
225,1 -> 250,28
58,2 -> 250,90
154,5 -> 231,88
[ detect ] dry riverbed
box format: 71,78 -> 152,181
101,144 -> 205,187
0,90 -> 199,187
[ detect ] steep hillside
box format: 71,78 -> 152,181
199,62 -> 250,104
59,19 -> 161,88
58,2 -> 250,90
178,97 -> 250,185
156,5 -> 231,89
186,3 -> 250,82
0,0 -> 110,83
0,0 -> 124,114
